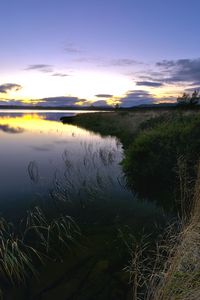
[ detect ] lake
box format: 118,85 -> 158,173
0,110 -> 170,299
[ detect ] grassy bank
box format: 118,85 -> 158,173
61,110 -> 168,147
62,108 -> 200,299
63,110 -> 200,202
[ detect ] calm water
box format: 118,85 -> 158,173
0,110 -> 166,224
0,110 -> 170,299
0,111 -> 129,215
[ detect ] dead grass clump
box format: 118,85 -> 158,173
150,167 -> 200,300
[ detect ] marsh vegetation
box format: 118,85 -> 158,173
1,108 -> 200,299
62,108 -> 200,299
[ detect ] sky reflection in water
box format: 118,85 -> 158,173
0,111 -> 166,228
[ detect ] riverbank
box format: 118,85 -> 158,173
61,110 -> 167,147
61,108 -> 200,299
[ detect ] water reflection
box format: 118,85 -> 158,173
0,124 -> 24,133
0,112 -> 122,217
0,111 -> 167,229
0,111 -> 171,299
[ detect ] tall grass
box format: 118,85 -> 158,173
122,162 -> 200,300
61,109 -> 200,299
50,142 -> 130,211
63,111 -> 166,147
151,166 -> 200,300
0,206 -> 80,297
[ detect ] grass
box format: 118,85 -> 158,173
61,110 -> 167,147
123,113 -> 200,200
2,108 -> 200,299
1,138 -> 164,299
0,206 -> 80,297
149,168 -> 200,300
65,108 -> 200,299
66,110 -> 200,206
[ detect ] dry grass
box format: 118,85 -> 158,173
150,167 -> 200,300
121,160 -> 200,300
67,110 -> 168,147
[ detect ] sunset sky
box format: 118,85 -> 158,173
1,0 -> 200,107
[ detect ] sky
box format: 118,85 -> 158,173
0,0 -> 200,107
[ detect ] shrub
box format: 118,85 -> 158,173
123,114 -> 200,200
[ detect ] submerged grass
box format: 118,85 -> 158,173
0,206 -> 80,297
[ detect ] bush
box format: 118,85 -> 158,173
123,114 -> 200,199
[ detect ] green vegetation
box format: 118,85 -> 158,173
2,107 -> 200,299
64,110 -> 200,203
123,114 -> 200,200
61,110 -> 168,147
63,108 -> 200,299
0,206 -> 80,298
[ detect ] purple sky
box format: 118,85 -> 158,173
0,0 -> 200,107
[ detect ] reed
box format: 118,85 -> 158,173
0,206 -> 80,296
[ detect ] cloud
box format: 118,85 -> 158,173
136,81 -> 164,87
109,58 -> 142,67
184,87 -> 200,93
0,96 -> 87,107
95,94 -> 113,98
38,96 -> 87,107
25,64 -> 53,73
64,43 -> 83,54
25,64 -> 70,78
52,73 -> 69,77
0,83 -> 22,93
72,56 -> 143,68
119,90 -> 155,107
156,58 -> 200,83
91,100 -> 110,107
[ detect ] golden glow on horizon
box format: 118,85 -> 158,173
0,114 -> 61,134
0,70 -> 187,106
152,85 -> 183,103
1,70 -> 135,103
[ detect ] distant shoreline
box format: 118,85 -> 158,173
1,103 -> 200,112
0,105 -> 114,111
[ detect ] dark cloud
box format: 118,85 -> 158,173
0,96 -> 85,107
25,65 -> 70,78
0,99 -> 22,105
184,87 -> 200,93
0,83 -> 22,93
52,73 -> 69,77
156,58 -> 200,83
119,90 -> 155,107
91,100 -> 110,107
0,124 -> 24,134
95,94 -> 113,98
136,81 -> 164,87
39,96 -> 86,107
25,64 -> 53,73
